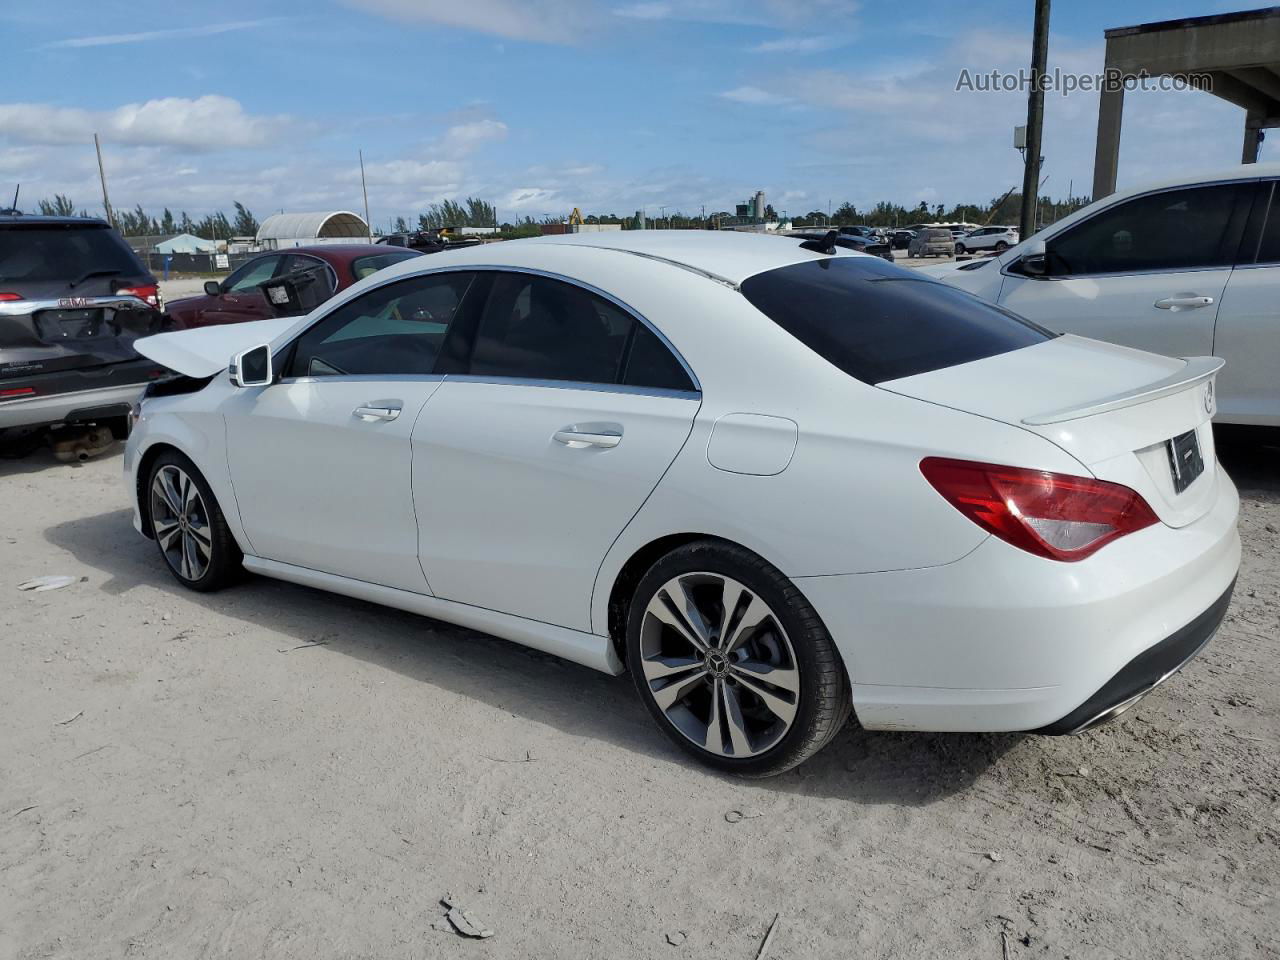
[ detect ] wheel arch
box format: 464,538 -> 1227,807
603,533 -> 786,666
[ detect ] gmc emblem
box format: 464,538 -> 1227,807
58,297 -> 91,308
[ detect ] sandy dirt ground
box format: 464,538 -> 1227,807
1,431 -> 1277,960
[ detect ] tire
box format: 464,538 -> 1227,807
994,241 -> 1009,252
954,243 -> 966,255
146,450 -> 242,592
626,539 -> 852,777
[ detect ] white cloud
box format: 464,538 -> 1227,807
720,85 -> 791,106
342,0 -> 599,44
443,119 -> 509,157
616,0 -> 857,27
614,2 -> 672,19
45,19 -> 281,49
0,96 -> 294,151
357,159 -> 465,189
748,34 -> 846,54
503,187 -> 561,210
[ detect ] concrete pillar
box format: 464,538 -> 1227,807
1092,83 -> 1125,200
1243,111 -> 1264,163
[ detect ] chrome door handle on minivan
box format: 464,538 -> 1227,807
353,402 -> 402,422
1155,295 -> 1214,311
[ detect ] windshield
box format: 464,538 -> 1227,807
740,256 -> 1051,384
0,224 -> 144,284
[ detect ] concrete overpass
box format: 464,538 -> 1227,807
1092,6 -> 1280,199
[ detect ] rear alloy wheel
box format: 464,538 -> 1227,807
147,452 -> 241,591
995,241 -> 1009,252
955,243 -> 967,255
628,541 -> 851,776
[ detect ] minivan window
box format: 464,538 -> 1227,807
1254,182 -> 1280,264
740,256 -> 1051,384
1046,184 -> 1243,276
0,224 -> 143,284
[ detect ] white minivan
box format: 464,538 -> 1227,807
927,165 -> 1280,425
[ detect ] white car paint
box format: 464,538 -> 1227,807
126,230 -> 1240,737
954,226 -> 1018,254
930,163 -> 1280,425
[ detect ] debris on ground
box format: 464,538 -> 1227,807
483,750 -> 537,763
986,851 -> 1003,863
435,894 -> 494,939
17,575 -> 83,592
724,809 -> 763,823
56,710 -> 84,726
276,640 -> 330,653
755,913 -> 780,959
665,930 -> 686,946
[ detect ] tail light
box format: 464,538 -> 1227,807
0,292 -> 22,302
117,283 -> 162,310
1,387 -> 36,399
920,457 -> 1159,562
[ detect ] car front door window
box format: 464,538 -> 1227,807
224,256 -> 282,293
1045,184 -> 1244,277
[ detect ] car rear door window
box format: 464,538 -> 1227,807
1046,184 -> 1245,276
460,272 -> 694,391
287,272 -> 476,378
740,256 -> 1050,384
351,252 -> 420,280
1250,181 -> 1280,264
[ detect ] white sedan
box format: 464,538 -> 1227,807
124,231 -> 1240,776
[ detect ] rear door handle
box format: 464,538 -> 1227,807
353,402 -> 402,422
554,428 -> 622,448
1154,295 -> 1214,310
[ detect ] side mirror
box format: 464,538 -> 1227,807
1014,239 -> 1048,277
204,280 -> 222,296
229,344 -> 273,388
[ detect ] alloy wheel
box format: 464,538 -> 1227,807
150,464 -> 213,582
638,573 -> 800,759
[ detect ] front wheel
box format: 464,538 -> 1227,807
994,241 -> 1009,252
627,540 -> 851,777
147,451 -> 242,591
954,243 -> 967,255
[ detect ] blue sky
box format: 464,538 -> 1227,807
0,0 -> 1268,228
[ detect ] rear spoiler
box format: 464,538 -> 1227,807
1022,356 -> 1223,426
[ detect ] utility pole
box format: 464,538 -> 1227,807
93,133 -> 115,227
358,149 -> 372,240
1019,0 -> 1050,239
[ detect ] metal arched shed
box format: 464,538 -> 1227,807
255,211 -> 370,248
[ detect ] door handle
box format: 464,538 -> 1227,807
1154,295 -> 1214,311
353,402 -> 402,422
554,428 -> 622,448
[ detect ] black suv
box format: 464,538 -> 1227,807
0,214 -> 165,435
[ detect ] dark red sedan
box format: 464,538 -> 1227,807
165,244 -> 422,328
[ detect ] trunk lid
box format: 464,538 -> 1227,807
879,335 -> 1221,527
0,288 -> 163,378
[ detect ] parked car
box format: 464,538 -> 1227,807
889,229 -> 916,250
0,213 -> 165,435
954,225 -> 1019,255
125,231 -> 1238,776
838,225 -> 885,241
908,228 -> 956,258
787,230 -> 893,261
926,164 -> 1280,425
166,244 -> 422,329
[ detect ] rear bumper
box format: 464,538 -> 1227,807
797,469 -> 1240,732
0,360 -> 157,429
0,382 -> 145,429
1036,578 -> 1234,734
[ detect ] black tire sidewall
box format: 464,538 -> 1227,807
626,540 -> 847,776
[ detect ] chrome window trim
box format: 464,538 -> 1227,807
272,372 -> 698,401
275,262 -> 702,393
1000,177 -> 1261,282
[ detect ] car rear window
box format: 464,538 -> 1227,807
351,251 -> 420,280
0,224 -> 145,284
739,256 -> 1051,384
